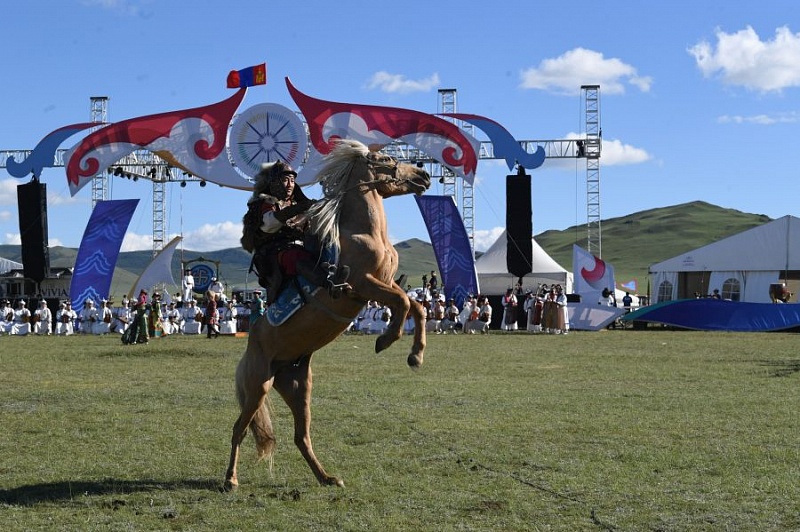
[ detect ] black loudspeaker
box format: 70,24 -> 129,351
17,181 -> 50,283
506,172 -> 532,278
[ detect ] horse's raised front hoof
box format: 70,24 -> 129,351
222,478 -> 239,492
407,351 -> 424,369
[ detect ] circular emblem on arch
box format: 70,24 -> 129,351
228,103 -> 308,177
191,264 -> 216,294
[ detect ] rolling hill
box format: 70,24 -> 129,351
0,201 -> 774,297
535,201 -> 771,287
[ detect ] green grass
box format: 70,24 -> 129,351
1,331 -> 798,531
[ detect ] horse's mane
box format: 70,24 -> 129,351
307,140 -> 370,252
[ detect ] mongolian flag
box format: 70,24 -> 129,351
227,63 -> 267,88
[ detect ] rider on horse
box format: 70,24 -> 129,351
241,160 -> 349,305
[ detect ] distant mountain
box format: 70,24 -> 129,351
1,201 -> 773,297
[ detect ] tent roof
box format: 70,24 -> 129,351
475,230 -> 567,274
650,215 -> 800,273
0,256 -> 23,275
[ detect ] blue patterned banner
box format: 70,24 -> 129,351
415,195 -> 479,308
70,199 -> 139,309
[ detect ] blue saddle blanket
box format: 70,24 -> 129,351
266,246 -> 337,327
266,275 -> 321,326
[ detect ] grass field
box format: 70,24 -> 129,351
1,330 -> 798,531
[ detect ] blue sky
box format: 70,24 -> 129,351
2,0 -> 800,253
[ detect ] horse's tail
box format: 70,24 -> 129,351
235,356 -> 276,466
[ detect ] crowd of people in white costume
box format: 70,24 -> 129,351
0,287 -> 247,338
2,268 -> 572,338
346,270 -> 570,336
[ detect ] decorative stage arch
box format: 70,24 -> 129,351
64,89 -> 253,195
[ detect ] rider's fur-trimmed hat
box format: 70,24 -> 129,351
253,161 -> 297,199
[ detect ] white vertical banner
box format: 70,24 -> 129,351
573,245 -> 616,298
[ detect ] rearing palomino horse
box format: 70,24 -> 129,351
224,139 -> 431,490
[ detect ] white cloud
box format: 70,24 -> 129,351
0,210 -> 11,222
0,178 -> 82,208
718,111 -> 800,125
80,0 -> 149,16
365,72 -> 441,94
520,48 -> 652,95
689,25 -> 800,92
47,189 -> 84,207
539,132 -> 650,167
182,221 -> 243,252
0,179 -> 18,206
120,221 -> 242,252
597,138 -> 650,166
120,231 -> 153,252
0,230 -> 59,246
474,226 -> 505,252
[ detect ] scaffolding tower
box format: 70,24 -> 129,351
437,89 -> 476,254
582,85 -> 602,256
89,97 -> 108,208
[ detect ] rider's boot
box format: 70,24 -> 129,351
255,253 -> 282,306
296,260 -> 350,299
329,263 -> 350,287
296,259 -> 332,290
265,268 -> 283,305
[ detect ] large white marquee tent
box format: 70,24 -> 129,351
649,215 -> 800,303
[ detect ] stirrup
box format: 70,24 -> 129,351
319,263 -> 350,287
331,264 -> 350,286
319,262 -> 350,299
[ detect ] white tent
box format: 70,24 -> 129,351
475,230 -> 571,295
649,215 -> 800,303
0,256 -> 23,274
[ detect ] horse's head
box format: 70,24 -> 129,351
310,140 -> 431,250
316,140 -> 430,200
363,150 -> 431,199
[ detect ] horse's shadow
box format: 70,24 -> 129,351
760,358 -> 800,377
0,478 -> 220,506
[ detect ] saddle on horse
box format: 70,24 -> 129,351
251,249 -> 350,306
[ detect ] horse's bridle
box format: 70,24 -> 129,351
363,153 -> 402,188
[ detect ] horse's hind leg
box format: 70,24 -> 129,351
273,354 -> 344,487
224,357 -> 275,491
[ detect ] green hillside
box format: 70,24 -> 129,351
0,202 -> 775,298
